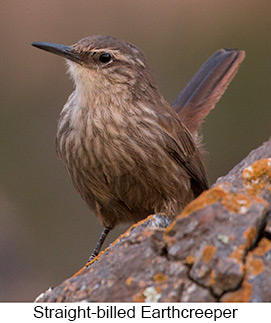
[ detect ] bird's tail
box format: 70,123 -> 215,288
172,48 -> 245,137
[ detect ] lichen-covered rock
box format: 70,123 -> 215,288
165,185 -> 268,297
36,138 -> 271,302
221,238 -> 271,302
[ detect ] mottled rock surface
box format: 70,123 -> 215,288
36,138 -> 271,302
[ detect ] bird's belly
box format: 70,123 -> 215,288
68,136 -> 190,219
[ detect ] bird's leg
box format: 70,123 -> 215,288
88,226 -> 111,261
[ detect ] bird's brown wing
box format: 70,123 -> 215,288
157,110 -> 209,197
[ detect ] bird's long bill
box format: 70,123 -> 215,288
31,42 -> 81,64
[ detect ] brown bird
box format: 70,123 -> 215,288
32,36 -> 245,260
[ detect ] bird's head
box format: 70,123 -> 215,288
32,36 -> 156,99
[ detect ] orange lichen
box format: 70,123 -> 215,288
72,257 -> 99,277
132,291 -> 146,302
251,195 -> 268,204
222,280 -> 253,302
179,185 -> 256,220
111,214 -> 155,247
71,266 -> 87,278
153,273 -> 169,283
164,219 -> 177,237
71,247 -> 108,276
242,159 -> 271,196
209,268 -> 216,285
185,255 -> 195,265
201,245 -> 216,264
221,238 -> 270,301
126,277 -> 135,286
244,237 -> 271,279
246,257 -> 264,277
230,245 -> 246,264
222,193 -> 252,214
243,226 -> 257,249
181,186 -> 225,218
251,238 -> 271,256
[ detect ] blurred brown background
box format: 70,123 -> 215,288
1,0 -> 270,301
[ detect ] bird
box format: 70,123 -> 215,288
32,36 -> 245,260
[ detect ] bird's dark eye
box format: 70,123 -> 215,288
99,53 -> 112,63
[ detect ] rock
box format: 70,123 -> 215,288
36,138 -> 271,302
